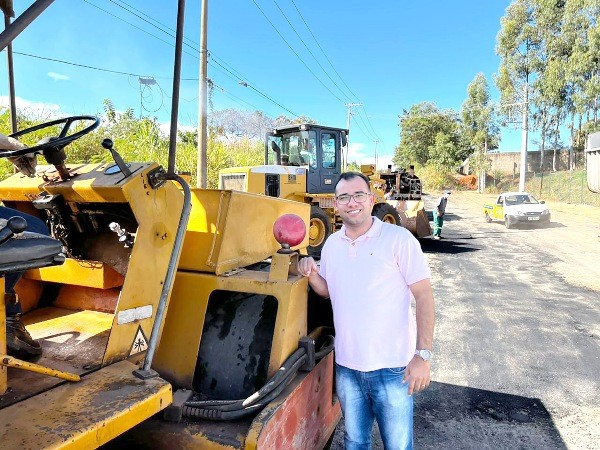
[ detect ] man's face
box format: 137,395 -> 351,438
334,177 -> 375,229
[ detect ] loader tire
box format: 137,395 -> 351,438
373,203 -> 401,226
308,205 -> 330,258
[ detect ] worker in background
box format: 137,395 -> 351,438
297,172 -> 435,450
433,191 -> 451,240
0,133 -> 50,358
406,165 -> 418,179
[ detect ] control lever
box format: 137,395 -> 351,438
101,138 -> 132,177
109,222 -> 135,248
0,216 -> 27,245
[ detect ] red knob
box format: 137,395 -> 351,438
273,214 -> 306,248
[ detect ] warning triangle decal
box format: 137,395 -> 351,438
129,325 -> 149,356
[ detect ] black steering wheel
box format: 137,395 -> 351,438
3,115 -> 100,157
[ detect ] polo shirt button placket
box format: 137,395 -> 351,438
349,241 -> 357,258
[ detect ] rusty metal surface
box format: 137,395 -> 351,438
0,360 -> 172,449
0,307 -> 112,408
247,352 -> 341,449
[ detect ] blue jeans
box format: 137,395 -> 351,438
336,363 -> 413,450
0,206 -> 50,314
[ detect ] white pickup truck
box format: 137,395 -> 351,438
483,191 -> 551,229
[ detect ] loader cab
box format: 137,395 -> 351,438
265,124 -> 346,194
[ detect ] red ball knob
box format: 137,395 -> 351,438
273,214 -> 306,248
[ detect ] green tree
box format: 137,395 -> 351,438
394,102 -> 466,169
462,73 -> 500,190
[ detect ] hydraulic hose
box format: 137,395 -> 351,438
182,334 -> 335,421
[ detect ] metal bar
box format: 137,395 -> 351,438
0,0 -> 55,52
0,355 -> 80,381
4,14 -> 17,133
167,0 -> 185,175
141,174 -> 191,373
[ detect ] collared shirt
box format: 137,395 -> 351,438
320,217 -> 431,371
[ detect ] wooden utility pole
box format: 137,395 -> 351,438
197,0 -> 208,187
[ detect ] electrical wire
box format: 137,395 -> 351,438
250,0 -> 344,103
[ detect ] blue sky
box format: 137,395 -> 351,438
1,0 -> 525,169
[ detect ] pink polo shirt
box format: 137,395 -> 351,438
320,217 -> 431,371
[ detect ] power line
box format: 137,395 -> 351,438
272,0 -> 349,102
289,0 -> 360,102
250,0 -> 344,103
88,0 -> 299,118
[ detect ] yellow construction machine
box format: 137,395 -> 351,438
0,2 -> 340,449
219,123 -> 431,256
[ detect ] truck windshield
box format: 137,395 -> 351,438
266,130 -> 316,168
505,194 -> 539,205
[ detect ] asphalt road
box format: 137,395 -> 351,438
330,192 -> 600,450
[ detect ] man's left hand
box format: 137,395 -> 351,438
403,355 -> 431,395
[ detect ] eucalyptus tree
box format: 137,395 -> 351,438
562,0 -> 600,156
496,0 -> 543,190
461,73 -> 500,191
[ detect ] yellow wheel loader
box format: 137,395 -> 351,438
219,124 -> 431,256
0,2 -> 340,449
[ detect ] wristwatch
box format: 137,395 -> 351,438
415,349 -> 432,361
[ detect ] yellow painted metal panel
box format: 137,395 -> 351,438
24,257 -> 124,289
102,169 -> 184,366
178,189 -> 310,275
153,269 -> 308,389
0,163 -> 153,203
0,360 -> 172,450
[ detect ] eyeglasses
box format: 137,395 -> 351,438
335,192 -> 370,205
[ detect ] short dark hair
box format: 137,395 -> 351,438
335,172 -> 371,193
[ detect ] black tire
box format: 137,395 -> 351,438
373,203 -> 401,225
308,205 -> 330,258
485,212 -> 492,223
505,216 -> 513,229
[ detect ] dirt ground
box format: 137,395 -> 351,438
330,191 -> 600,450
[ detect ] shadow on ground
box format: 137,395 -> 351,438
414,381 -> 567,449
419,237 -> 480,254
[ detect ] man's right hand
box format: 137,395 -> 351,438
297,256 -> 319,277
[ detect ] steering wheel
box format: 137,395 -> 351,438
3,115 -> 100,157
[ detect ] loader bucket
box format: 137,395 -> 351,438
395,200 -> 432,237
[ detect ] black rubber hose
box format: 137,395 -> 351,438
184,347 -> 306,411
315,335 -> 334,360
182,356 -> 304,421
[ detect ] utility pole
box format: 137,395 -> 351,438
373,140 -> 380,170
519,81 -> 528,192
345,103 -> 361,170
197,0 -> 208,188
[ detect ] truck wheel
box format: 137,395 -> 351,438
505,216 -> 513,229
309,205 -> 330,258
485,212 -> 492,223
373,203 -> 401,225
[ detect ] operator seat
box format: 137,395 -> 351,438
0,217 -> 65,275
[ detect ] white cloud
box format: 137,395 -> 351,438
47,72 -> 70,81
0,95 -> 62,118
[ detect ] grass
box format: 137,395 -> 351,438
484,169 -> 600,207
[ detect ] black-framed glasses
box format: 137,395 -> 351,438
335,192 -> 370,205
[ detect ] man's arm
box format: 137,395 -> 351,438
403,278 -> 435,395
296,256 -> 329,298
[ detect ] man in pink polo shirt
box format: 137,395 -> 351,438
297,172 -> 435,450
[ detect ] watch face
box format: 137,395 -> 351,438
417,349 -> 432,361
